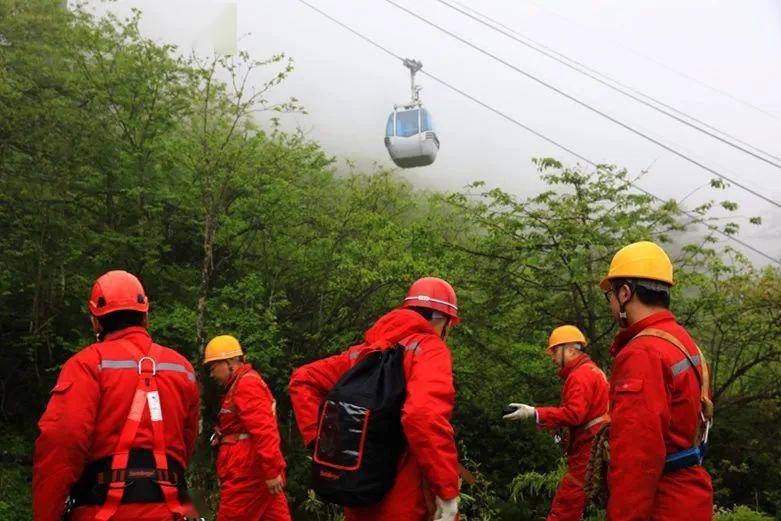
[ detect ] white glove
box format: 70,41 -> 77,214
503,403 -> 536,421
433,496 -> 459,521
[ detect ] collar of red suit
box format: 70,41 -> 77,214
558,352 -> 592,380
224,363 -> 252,389
609,309 -> 677,357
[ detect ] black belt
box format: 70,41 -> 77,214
70,449 -> 189,506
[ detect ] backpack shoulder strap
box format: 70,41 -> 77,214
633,328 -> 713,424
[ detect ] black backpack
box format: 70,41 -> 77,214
311,344 -> 407,506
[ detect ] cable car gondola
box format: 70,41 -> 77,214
385,59 -> 439,168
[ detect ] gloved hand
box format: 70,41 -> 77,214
433,496 -> 459,521
503,403 -> 536,421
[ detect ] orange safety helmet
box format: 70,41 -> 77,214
546,325 -> 587,354
402,277 -> 460,325
88,270 -> 149,317
203,335 -> 245,364
600,241 -> 674,292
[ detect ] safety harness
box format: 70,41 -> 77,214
92,341 -> 188,521
210,366 -> 257,447
582,362 -> 611,433
584,327 -> 714,507
634,328 -> 714,472
556,358 -> 611,451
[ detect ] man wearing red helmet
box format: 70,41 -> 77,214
289,277 -> 461,521
33,270 -> 200,521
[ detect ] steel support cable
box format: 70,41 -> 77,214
440,0 -> 781,165
292,0 -> 781,266
382,0 -> 781,209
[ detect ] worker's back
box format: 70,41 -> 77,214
34,326 -> 199,521
290,308 -> 461,521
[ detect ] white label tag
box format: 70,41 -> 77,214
147,391 -> 163,422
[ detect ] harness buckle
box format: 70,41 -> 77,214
138,356 -> 157,375
701,413 -> 712,444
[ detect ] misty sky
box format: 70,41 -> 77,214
81,0 -> 781,265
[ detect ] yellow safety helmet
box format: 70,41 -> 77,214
547,325 -> 587,354
600,241 -> 674,292
204,335 -> 244,364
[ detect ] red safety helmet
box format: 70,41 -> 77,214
88,270 -> 149,317
402,277 -> 460,325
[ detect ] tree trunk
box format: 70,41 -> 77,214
195,212 -> 216,351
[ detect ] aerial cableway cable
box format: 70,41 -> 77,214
438,0 -> 781,166
519,0 -> 781,125
382,0 -> 781,210
292,0 -> 781,266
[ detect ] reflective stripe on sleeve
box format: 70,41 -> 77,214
671,354 -> 701,377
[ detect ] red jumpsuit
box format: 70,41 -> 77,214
536,354 -> 610,521
607,310 -> 713,521
215,364 -> 291,521
33,326 -> 200,521
289,308 -> 460,521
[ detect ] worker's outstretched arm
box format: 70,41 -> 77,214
607,342 -> 668,521
536,373 -> 589,430
33,350 -> 100,521
289,352 -> 351,445
233,374 -> 287,479
401,338 -> 460,501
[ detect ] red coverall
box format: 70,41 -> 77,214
289,308 -> 460,521
215,363 -> 291,521
607,310 -> 713,521
33,326 -> 200,521
536,354 -> 610,521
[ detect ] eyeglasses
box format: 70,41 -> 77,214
603,289 -> 614,303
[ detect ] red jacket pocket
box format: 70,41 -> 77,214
44,380 -> 73,422
613,378 -> 643,394
51,380 -> 73,393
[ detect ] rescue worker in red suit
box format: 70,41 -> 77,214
289,277 -> 462,521
504,325 -> 609,521
204,335 -> 291,521
601,241 -> 713,521
33,270 -> 200,521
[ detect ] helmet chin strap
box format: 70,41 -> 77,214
440,318 -> 451,341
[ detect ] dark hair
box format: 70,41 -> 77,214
97,310 -> 145,339
409,306 -> 435,320
611,278 -> 671,309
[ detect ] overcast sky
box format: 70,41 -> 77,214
82,0 -> 781,265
